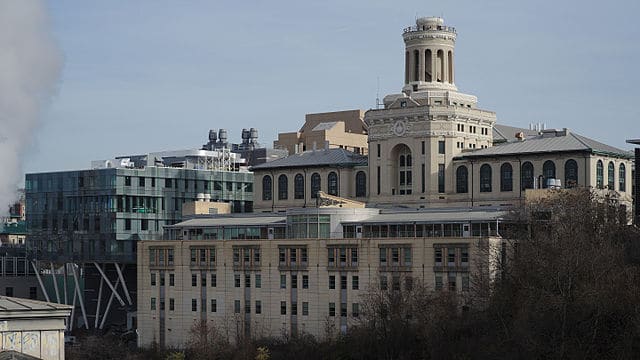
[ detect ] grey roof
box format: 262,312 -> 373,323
342,209 -> 509,224
459,129 -> 632,159
168,215 -> 286,228
0,296 -> 72,312
492,124 -> 539,142
250,148 -> 367,170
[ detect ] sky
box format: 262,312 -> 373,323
24,0 -> 640,174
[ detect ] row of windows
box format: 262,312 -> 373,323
434,272 -> 470,291
122,176 -> 252,192
262,171 -> 367,201
328,275 -> 360,290
596,160 -> 627,191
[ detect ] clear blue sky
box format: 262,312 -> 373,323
26,0 -> 640,173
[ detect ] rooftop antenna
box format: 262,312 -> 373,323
376,76 -> 383,109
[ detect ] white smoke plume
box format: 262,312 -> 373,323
0,0 -> 61,215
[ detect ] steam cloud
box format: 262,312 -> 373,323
0,0 -> 61,215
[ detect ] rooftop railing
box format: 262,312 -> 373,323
403,25 -> 456,34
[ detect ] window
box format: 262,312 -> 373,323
245,274 -> 251,288
139,177 -> 145,187
351,248 -> 358,264
355,171 -> 366,197
421,141 -> 426,155
303,302 -> 309,316
124,176 -> 131,186
165,178 -> 172,188
461,247 -> 469,265
448,273 -> 457,291
438,164 -> 445,193
245,300 -> 251,314
329,275 -> 335,289
255,274 -> 261,288
262,176 -> 272,201
435,274 -> 443,290
340,303 -> 347,317
521,162 -> 534,190
125,218 -> 131,231
608,161 -> 615,189
292,302 -> 298,315
329,303 -> 335,317
619,163 -> 626,191
301,248 -> 308,263
456,166 -> 468,193
280,301 -> 287,315
352,275 -> 359,290
234,300 -> 241,314
380,276 -> 388,290
392,276 -> 401,291
596,160 -> 604,189
435,248 -> 443,264
256,300 -> 262,314
192,299 -> 197,312
151,273 -> 156,286
191,274 -> 197,287
352,303 -> 360,318
280,274 -> 286,289
169,273 -> 175,286
448,247 -> 456,265
328,248 -> 335,264
328,172 -> 338,196
169,298 -> 175,311
211,299 -> 217,312
438,140 -> 445,154
500,163 -> 513,192
543,160 -> 556,188
341,275 -> 347,290
151,297 -> 156,311
235,274 -> 241,288
480,164 -> 492,192
210,273 -> 216,287
379,248 -> 387,265
311,173 -> 321,198
291,274 -> 298,289
278,174 -> 288,200
294,174 -> 305,199
565,159 -> 578,188
302,275 -> 309,289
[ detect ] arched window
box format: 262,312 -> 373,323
500,163 -> 513,192
542,160 -> 556,188
596,160 -> 604,189
294,174 -> 304,199
406,155 -> 412,167
425,49 -> 432,82
564,160 -> 578,188
456,166 -> 468,193
328,172 -> 339,196
277,174 -> 288,200
311,173 -> 321,198
480,164 -> 492,192
262,175 -> 272,201
607,161 -> 615,189
619,164 -> 626,192
355,171 -> 366,197
393,144 -> 412,195
521,162 -> 534,190
399,155 -> 405,167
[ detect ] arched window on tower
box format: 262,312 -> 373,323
619,163 -> 626,192
355,171 -> 366,197
500,163 -> 513,192
425,49 -> 432,82
294,174 -> 304,199
564,159 -> 578,188
311,173 -> 321,198
456,166 -> 468,193
596,160 -> 604,189
542,161 -> 556,188
328,172 -> 339,196
480,164 -> 492,192
413,50 -> 419,82
436,50 -> 444,82
262,175 -> 272,201
521,162 -> 534,190
607,161 -> 615,189
278,174 -> 288,200
392,144 -> 412,195
447,50 -> 453,84
405,51 -> 410,84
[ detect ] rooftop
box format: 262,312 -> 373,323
251,148 -> 367,170
0,296 -> 72,318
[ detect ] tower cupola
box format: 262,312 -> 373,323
402,17 -> 457,93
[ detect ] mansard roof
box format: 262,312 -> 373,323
460,128 -> 632,160
250,148 -> 367,170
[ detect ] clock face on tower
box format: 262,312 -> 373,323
392,120 -> 407,136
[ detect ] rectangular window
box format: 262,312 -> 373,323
392,276 -> 401,291
352,303 -> 360,318
245,300 -> 251,314
235,274 -> 241,288
302,302 -> 309,316
280,301 -> 287,315
245,274 -> 251,288
352,275 -> 359,290
211,299 -> 217,312
279,248 -> 286,264
435,248 -> 443,264
461,248 -> 469,265
380,276 -> 388,290
291,302 -> 298,316
302,275 -> 309,289
160,274 -> 165,286
210,273 -> 216,287
379,248 -> 387,265
234,300 -> 241,314
329,302 -> 335,317
448,247 -> 456,265
351,248 -> 358,264
377,143 -> 381,157
290,248 -> 297,264
448,273 -> 457,291
255,274 -> 261,288
301,248 -> 308,263
392,248 -> 399,264
280,274 -> 286,289
125,176 -> 131,186
256,300 -> 262,314
435,274 -> 443,290
169,273 -> 175,286
438,164 -> 445,193
201,275 -> 206,287
169,298 -> 175,311
191,274 -> 197,287
438,140 -> 445,154
329,275 -> 335,289
139,177 -> 145,187
421,164 -> 425,193
377,166 -> 381,195
421,141 -> 425,155
151,297 -> 156,311
340,275 -> 347,290
151,177 -> 156,187
151,273 -> 156,286
404,247 -> 412,265
191,299 -> 197,312
340,303 -> 347,317
125,218 -> 131,231
291,274 -> 298,289
328,248 -> 335,265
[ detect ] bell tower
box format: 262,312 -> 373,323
402,17 -> 457,93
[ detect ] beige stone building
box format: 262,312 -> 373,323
137,207 -> 504,348
274,110 -> 368,156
